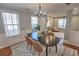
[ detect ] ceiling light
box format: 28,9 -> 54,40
65,3 -> 70,5
74,8 -> 78,11
35,4 -> 47,17
73,8 -> 78,15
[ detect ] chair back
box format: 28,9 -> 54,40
41,31 -> 46,37
25,35 -> 33,45
32,42 -> 43,52
45,32 -> 55,46
25,35 -> 43,53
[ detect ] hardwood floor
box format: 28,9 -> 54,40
0,42 -> 79,56
63,43 -> 79,56
0,46 -> 12,56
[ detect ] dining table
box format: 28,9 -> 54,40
27,31 -> 61,56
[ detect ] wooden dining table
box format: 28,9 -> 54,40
27,31 -> 61,56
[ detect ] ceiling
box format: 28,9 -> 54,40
0,3 -> 79,17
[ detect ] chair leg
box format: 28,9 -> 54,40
49,47 -> 51,55
32,50 -> 35,56
55,44 -> 57,52
26,43 -> 29,48
30,45 -> 32,53
38,52 -> 41,56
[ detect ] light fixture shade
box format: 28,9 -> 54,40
35,4 -> 47,17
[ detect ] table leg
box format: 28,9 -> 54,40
55,44 -> 57,52
46,45 -> 48,56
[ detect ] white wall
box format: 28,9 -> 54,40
71,16 -> 79,31
0,13 -> 4,33
19,11 -> 32,32
70,31 -> 79,45
0,6 -> 32,49
70,16 -> 79,45
53,16 -> 79,31
53,18 -> 59,27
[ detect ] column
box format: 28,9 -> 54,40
64,9 -> 72,40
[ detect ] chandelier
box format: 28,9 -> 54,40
35,4 -> 47,17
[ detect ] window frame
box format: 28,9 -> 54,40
1,12 -> 20,37
58,18 -> 66,29
47,17 -> 53,27
31,16 -> 38,31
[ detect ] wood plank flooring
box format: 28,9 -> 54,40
0,42 -> 79,56
0,46 -> 12,56
63,43 -> 79,56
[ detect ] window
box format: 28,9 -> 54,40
47,20 -> 50,27
31,16 -> 38,25
31,16 -> 38,30
2,12 -> 20,37
58,18 -> 66,28
47,17 -> 53,27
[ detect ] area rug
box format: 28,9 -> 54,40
10,41 -> 78,56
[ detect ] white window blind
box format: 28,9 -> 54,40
2,12 -> 20,37
58,18 -> 66,28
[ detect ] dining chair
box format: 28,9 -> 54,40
32,41 -> 44,56
46,32 -> 56,53
27,36 -> 45,56
25,35 -> 45,56
24,35 -> 33,52
41,31 -> 46,37
25,35 -> 31,45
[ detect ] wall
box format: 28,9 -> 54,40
53,15 -> 79,44
46,17 -> 58,28
52,16 -> 79,31
53,18 -> 59,27
52,17 -> 64,31
70,31 -> 79,45
70,16 -> 79,45
0,6 -> 32,49
0,6 -> 32,33
0,13 -> 4,33
19,11 -> 32,32
71,16 -> 79,31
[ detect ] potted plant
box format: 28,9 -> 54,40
35,24 -> 40,30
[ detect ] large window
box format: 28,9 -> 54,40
2,12 -> 20,37
31,16 -> 38,25
58,18 -> 66,28
31,16 -> 38,31
47,20 -> 50,27
47,17 -> 53,27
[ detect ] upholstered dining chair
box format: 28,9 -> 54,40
46,32 -> 56,53
24,35 -> 33,52
32,41 -> 44,56
25,35 -> 45,56
41,31 -> 46,37
28,36 -> 45,56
